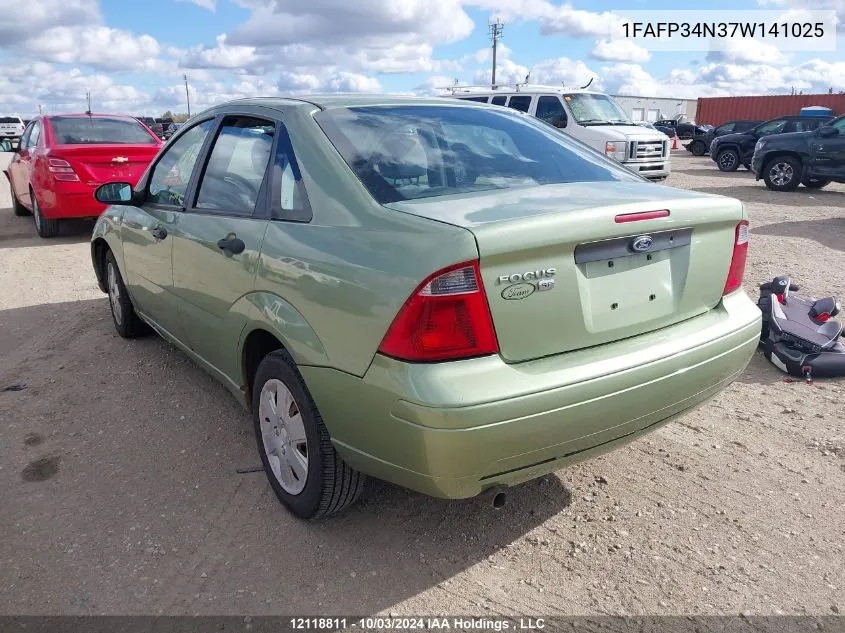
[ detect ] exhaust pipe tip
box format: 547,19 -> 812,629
491,491 -> 507,509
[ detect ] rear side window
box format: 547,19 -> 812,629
507,96 -> 532,112
50,117 -> 158,145
490,96 -> 507,106
195,116 -> 276,216
793,118 -> 827,132
314,105 -> 639,205
28,121 -> 42,148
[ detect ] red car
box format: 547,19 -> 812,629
4,113 -> 162,238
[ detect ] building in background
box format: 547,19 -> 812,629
612,95 -> 698,122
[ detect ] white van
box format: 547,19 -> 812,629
444,86 -> 671,180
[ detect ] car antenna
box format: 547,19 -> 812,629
579,77 -> 594,90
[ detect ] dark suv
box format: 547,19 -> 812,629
710,115 -> 834,172
686,120 -> 761,156
654,116 -> 706,140
137,116 -> 164,139
751,114 -> 845,191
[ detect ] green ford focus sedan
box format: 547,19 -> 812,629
90,96 -> 761,519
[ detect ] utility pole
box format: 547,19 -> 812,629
85,90 -> 92,114
184,74 -> 191,118
38,104 -> 42,116
489,18 -> 504,89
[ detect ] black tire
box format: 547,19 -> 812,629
690,140 -> 707,156
11,188 -> 31,217
31,189 -> 60,238
252,349 -> 364,520
104,250 -> 147,338
762,156 -> 801,192
803,178 -> 831,189
716,148 -> 740,172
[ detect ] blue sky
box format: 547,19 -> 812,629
0,0 -> 842,117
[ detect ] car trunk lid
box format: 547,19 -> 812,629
47,144 -> 160,185
385,181 -> 746,363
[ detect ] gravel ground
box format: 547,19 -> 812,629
1,151 -> 843,617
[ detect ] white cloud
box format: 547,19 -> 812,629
21,26 -> 162,72
227,0 -> 474,48
468,0 -> 622,38
757,0 -> 844,31
705,37 -> 789,64
177,0 -> 216,10
175,34 -> 258,69
0,0 -> 100,44
590,39 -> 651,63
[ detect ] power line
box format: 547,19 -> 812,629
489,18 -> 504,89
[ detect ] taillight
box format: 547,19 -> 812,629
48,158 -> 80,182
378,261 -> 499,362
722,220 -> 749,295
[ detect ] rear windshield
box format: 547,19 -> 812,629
50,117 -> 157,145
0,117 -> 22,124
314,105 -> 638,204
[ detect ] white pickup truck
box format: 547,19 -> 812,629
0,116 -> 26,147
445,86 -> 671,181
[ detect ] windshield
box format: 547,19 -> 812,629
50,117 -> 158,145
564,94 -> 632,125
0,117 -> 22,124
314,105 -> 639,205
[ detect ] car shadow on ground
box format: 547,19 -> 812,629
753,218 -> 845,252
1,297 -> 572,614
670,168 -> 755,179
0,206 -> 95,248
691,185 -> 843,207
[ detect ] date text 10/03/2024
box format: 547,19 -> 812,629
289,617 -> 547,630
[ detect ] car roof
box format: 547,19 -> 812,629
43,113 -> 140,120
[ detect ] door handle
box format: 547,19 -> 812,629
217,236 -> 245,254
151,226 -> 168,240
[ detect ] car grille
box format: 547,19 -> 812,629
630,140 -> 667,161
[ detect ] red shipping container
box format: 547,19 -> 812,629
695,94 -> 845,126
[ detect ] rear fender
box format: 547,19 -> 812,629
231,291 -> 329,389
90,208 -> 127,293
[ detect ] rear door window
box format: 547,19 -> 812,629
507,96 -> 532,113
194,116 -> 276,217
490,96 -> 507,106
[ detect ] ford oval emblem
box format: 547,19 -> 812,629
631,235 -> 654,252
501,282 -> 536,300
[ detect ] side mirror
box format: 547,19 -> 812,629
818,126 -> 839,138
95,182 -> 135,205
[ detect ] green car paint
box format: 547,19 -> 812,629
91,96 -> 760,501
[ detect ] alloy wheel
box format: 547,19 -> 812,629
768,162 -> 794,187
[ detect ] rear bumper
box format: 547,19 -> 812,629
38,184 -> 106,220
302,291 -> 761,499
622,159 -> 670,180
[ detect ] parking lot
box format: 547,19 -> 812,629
1,150 -> 843,616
